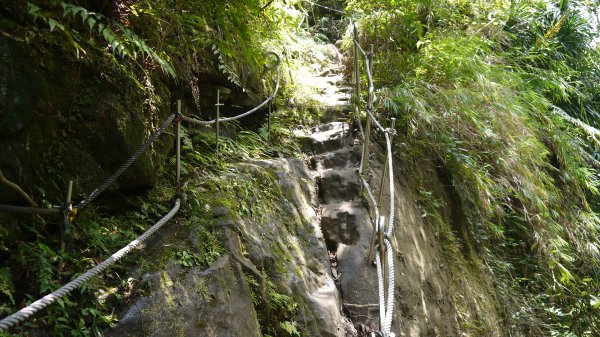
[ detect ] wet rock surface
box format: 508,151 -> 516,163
105,155 -> 356,337
310,147 -> 361,171
319,169 -> 361,204
305,120 -> 381,333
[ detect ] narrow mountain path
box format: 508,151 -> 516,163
293,43 -> 382,335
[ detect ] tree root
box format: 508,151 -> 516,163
0,169 -> 36,206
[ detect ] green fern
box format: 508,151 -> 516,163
27,1 -> 176,77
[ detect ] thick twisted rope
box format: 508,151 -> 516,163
374,238 -> 396,337
383,239 -> 395,334
361,177 -> 380,222
385,133 -> 395,237
0,199 -> 180,331
356,106 -> 365,140
75,114 -> 176,210
376,240 -> 386,329
550,105 -> 600,148
365,108 -> 386,133
353,24 -> 397,337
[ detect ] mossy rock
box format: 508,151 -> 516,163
0,39 -> 173,205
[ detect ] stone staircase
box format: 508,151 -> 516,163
296,121 -> 381,334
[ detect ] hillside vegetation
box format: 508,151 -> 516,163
346,0 -> 600,335
2,0 -> 600,336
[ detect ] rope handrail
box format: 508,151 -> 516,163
0,198 -> 181,331
182,53 -> 281,126
0,51 -> 283,332
75,113 -> 176,210
0,113 -> 176,215
1,52 -> 281,216
366,108 -> 387,134
384,133 -> 395,238
551,105 -> 600,145
354,38 -> 369,57
352,21 -> 397,337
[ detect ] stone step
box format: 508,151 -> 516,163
297,122 -> 352,155
337,86 -> 353,93
321,200 -> 380,330
310,147 -> 360,172
318,168 -> 360,204
321,200 -> 364,246
311,121 -> 348,133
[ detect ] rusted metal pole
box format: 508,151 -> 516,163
353,22 -> 361,135
367,215 -> 378,264
361,46 -> 374,176
61,180 -> 74,250
215,90 -> 223,158
268,101 -> 272,143
378,118 -> 396,204
65,180 -> 73,207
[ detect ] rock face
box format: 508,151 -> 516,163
296,122 -> 352,155
304,121 -> 381,333
303,120 -> 507,336
105,255 -> 262,337
0,40 -> 173,205
321,201 -> 363,246
319,169 -> 360,204
0,39 -> 266,205
105,157 -> 355,337
310,147 -> 361,171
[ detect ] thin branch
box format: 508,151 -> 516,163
261,0 -> 275,10
0,169 -> 36,206
551,106 -> 600,148
580,151 -> 600,170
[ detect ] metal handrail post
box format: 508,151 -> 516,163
215,90 -> 223,158
378,118 -> 396,204
361,46 -> 374,175
61,180 -> 74,251
367,213 -> 378,264
176,100 -> 182,185
353,23 -> 361,120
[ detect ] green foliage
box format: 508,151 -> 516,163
26,1 -> 175,77
347,0 -> 600,335
247,276 -> 300,337
504,1 -> 600,125
175,250 -> 200,267
0,0 -> 314,335
194,227 -> 225,268
0,267 -> 15,313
